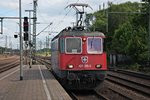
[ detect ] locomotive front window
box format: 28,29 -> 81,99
87,37 -> 103,54
65,37 -> 82,54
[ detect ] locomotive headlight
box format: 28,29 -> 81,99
82,37 -> 86,42
68,65 -> 74,69
96,64 -> 102,68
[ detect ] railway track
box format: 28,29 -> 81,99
37,58 -> 109,100
36,57 -> 51,69
114,69 -> 150,79
0,60 -> 19,73
0,56 -> 20,73
37,57 -> 150,100
96,69 -> 150,100
68,90 -> 109,100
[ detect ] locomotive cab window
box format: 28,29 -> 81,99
87,37 -> 103,54
65,37 -> 82,54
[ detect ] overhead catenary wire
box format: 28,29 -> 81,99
35,0 -> 74,36
45,0 -> 72,25
35,0 -> 121,37
36,22 -> 52,36
34,0 -> 80,36
0,2 -> 33,15
52,0 -> 80,31
0,2 -> 33,39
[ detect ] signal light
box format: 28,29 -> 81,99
23,17 -> 28,32
14,35 -> 18,38
24,33 -> 28,41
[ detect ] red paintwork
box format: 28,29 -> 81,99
59,53 -> 107,70
58,36 -> 107,71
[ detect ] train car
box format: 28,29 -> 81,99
51,27 -> 107,89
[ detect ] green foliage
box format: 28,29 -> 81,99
129,63 -> 140,71
113,22 -> 148,62
87,2 -> 140,33
108,2 -> 139,34
112,21 -> 133,53
36,48 -> 51,56
0,47 -> 5,54
87,1 -> 149,64
93,11 -> 106,32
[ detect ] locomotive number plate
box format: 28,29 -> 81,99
79,64 -> 91,68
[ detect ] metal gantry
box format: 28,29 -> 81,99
32,0 -> 38,59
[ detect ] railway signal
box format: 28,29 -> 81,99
0,18 -> 3,34
23,17 -> 29,41
14,35 -> 18,38
24,33 -> 28,41
23,17 -> 29,32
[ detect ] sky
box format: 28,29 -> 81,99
0,0 -> 140,49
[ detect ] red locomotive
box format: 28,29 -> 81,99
51,3 -> 107,89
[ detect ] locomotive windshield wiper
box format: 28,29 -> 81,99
91,36 -> 94,48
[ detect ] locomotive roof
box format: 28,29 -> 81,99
60,31 -> 105,37
52,30 -> 105,41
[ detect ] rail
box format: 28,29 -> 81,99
68,90 -> 109,100
104,70 -> 150,100
0,60 -> 19,73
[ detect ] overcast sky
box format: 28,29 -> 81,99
0,0 -> 140,49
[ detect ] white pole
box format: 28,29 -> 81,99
19,0 -> 23,80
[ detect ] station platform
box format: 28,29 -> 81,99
0,65 -> 72,100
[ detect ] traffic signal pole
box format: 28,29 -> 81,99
148,1 -> 150,65
0,18 -> 3,34
19,0 -> 23,80
1,1 -> 35,80
23,17 -> 29,66
25,10 -> 34,68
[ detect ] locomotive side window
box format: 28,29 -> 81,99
65,37 -> 82,54
87,37 -> 103,54
59,38 -> 65,53
51,39 -> 58,51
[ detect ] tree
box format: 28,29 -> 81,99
86,1 -> 149,64
112,22 -> 148,62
